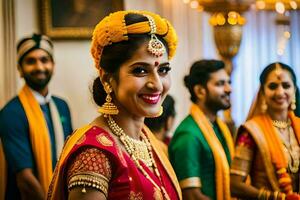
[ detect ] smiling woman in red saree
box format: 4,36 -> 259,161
48,124 -> 180,200
47,10 -> 181,200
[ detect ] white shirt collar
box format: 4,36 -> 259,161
30,88 -> 52,105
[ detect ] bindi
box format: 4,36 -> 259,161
154,61 -> 160,66
276,74 -> 283,81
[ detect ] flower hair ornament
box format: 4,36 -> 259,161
90,10 -> 178,70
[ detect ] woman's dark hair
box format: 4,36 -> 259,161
92,13 -> 169,106
184,59 -> 225,103
259,62 -> 297,86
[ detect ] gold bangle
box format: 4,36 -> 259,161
265,190 -> 271,200
278,192 -> 286,200
263,190 -> 268,200
273,191 -> 279,200
68,172 -> 109,197
258,188 -> 265,200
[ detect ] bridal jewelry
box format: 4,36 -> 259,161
107,116 -> 152,167
107,115 -> 170,200
272,119 -> 291,129
284,126 -> 300,173
273,122 -> 300,173
144,14 -> 166,57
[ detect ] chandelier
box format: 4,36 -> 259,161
256,0 -> 299,11
182,0 -> 299,62
184,0 -> 299,12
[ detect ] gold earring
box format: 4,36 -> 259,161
151,106 -> 163,118
291,95 -> 296,111
98,83 -> 119,116
261,99 -> 268,113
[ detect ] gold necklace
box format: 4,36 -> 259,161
107,116 -> 170,200
272,119 -> 291,129
107,116 -> 153,167
285,126 -> 299,173
276,126 -> 300,173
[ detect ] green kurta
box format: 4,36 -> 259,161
169,115 -> 231,200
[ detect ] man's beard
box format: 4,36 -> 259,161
23,70 -> 52,91
205,94 -> 231,112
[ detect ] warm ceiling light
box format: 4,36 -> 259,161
190,0 -> 199,9
275,2 -> 285,14
183,0 -> 190,4
290,1 -> 298,9
256,1 -> 266,9
284,31 -> 291,38
216,13 -> 226,25
228,11 -> 238,18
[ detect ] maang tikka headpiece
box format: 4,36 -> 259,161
144,14 -> 166,57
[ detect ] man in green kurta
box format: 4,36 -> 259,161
169,60 -> 234,200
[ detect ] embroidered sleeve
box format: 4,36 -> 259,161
67,147 -> 112,197
230,131 -> 256,179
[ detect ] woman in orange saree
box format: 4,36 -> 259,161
47,10 -> 181,200
230,62 -> 300,200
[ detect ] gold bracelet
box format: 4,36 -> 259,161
265,190 -> 271,200
68,172 -> 109,197
258,188 -> 266,200
273,191 -> 279,200
280,193 -> 286,200
263,190 -> 268,200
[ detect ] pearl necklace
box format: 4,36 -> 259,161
106,116 -> 170,200
107,116 -> 153,167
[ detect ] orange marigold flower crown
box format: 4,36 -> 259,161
90,10 -> 178,70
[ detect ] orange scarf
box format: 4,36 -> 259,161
18,85 -> 53,193
249,112 -> 300,193
47,124 -> 91,199
190,104 -> 234,200
252,113 -> 300,169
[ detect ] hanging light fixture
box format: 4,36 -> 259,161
255,0 -> 299,11
182,0 -> 254,73
182,0 -> 254,132
254,0 -> 298,56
